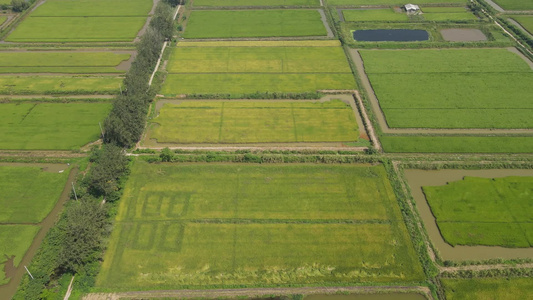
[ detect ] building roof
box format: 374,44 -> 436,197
404,4 -> 420,11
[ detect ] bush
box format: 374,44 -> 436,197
11,0 -> 29,12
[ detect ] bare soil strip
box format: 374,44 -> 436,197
135,0 -> 161,43
0,167 -> 78,300
83,286 -> 433,300
318,9 -> 334,38
484,0 -> 505,12
348,48 -> 533,135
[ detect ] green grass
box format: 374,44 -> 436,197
493,0 -> 533,11
421,12 -> 477,21
162,44 -> 356,95
30,0 -> 153,17
0,76 -> 122,94
442,278 -> 533,299
95,162 -> 424,291
0,102 -> 111,150
193,0 -> 320,6
421,7 -> 470,13
183,10 -> 327,38
0,52 -> 130,74
511,15 -> 533,34
380,136 -> 533,153
6,17 -> 147,42
343,9 -> 409,22
150,100 -> 358,143
0,165 -> 69,223
360,48 -> 533,129
423,176 -> 533,247
328,0 -> 466,5
0,225 -> 40,284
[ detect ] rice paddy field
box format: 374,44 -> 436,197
441,278 -> 533,299
0,102 -> 111,150
343,9 -> 409,22
511,15 -> 533,34
0,51 -> 131,74
162,41 -> 357,95
492,0 -> 533,11
193,0 -> 320,6
380,136 -> 533,153
0,76 -> 122,94
0,165 -> 70,284
422,176 -> 533,248
95,162 -> 425,291
328,0 -> 467,5
420,7 -> 477,21
6,0 -> 152,42
183,10 -> 327,38
149,100 -> 358,144
359,48 -> 533,129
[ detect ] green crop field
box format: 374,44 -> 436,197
442,278 -> 533,299
421,11 -> 477,21
380,136 -> 533,153
95,162 -> 424,291
0,76 -> 122,94
183,10 -> 327,38
511,15 -> 533,34
162,43 -> 356,95
30,0 -> 153,17
193,0 -> 320,6
0,164 -> 70,284
149,100 -> 358,143
493,0 -> 533,11
328,0 -> 466,5
0,52 -> 130,74
343,9 -> 409,22
423,176 -> 533,247
0,165 -> 70,223
0,102 -> 111,150
360,48 -> 533,129
0,225 -> 41,284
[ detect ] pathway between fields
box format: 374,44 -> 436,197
83,285 -> 433,300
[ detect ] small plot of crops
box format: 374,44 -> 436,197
183,10 -> 327,38
423,176 -> 533,247
343,9 -> 409,22
511,15 -> 533,34
0,102 -> 111,150
7,0 -> 152,42
162,42 -> 356,95
95,162 -> 424,291
0,52 -> 130,74
380,136 -> 533,153
0,76 -> 122,94
442,278 -> 533,300
193,0 -> 320,7
419,7 -> 477,21
0,165 -> 70,284
360,48 -> 533,129
493,0 -> 533,11
328,0 -> 466,5
149,100 -> 358,144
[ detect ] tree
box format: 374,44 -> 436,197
11,0 -> 29,12
163,0 -> 183,7
88,144 -> 129,198
160,147 -> 174,162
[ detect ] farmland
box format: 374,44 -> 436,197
343,9 -> 409,22
0,51 -> 131,74
149,100 -> 358,144
0,102 -> 111,150
380,136 -> 533,153
423,176 -> 533,247
327,0 -> 467,5
183,10 -> 327,38
0,76 -> 122,94
359,48 -> 533,129
441,278 -> 533,299
193,0 -> 320,6
95,162 -> 424,291
0,164 -> 70,285
29,0 -> 153,17
511,15 -> 533,34
492,0 -> 533,11
162,42 -> 356,95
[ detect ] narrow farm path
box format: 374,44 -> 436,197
83,285 -> 433,300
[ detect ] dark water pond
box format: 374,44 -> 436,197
353,29 -> 429,41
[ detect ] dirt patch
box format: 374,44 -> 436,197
440,28 -> 487,42
405,168 -> 533,262
116,51 -> 137,71
2,255 -> 15,281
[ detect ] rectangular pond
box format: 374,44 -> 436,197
353,29 -> 429,42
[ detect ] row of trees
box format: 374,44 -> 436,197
15,1 -> 177,298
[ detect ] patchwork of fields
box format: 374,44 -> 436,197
423,176 -> 533,247
162,41 -> 356,95
149,100 -> 358,144
0,165 -> 70,284
360,48 -> 533,129
193,0 -> 321,7
183,9 -> 327,38
96,162 -> 424,290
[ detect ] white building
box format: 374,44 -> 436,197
404,4 -> 420,13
